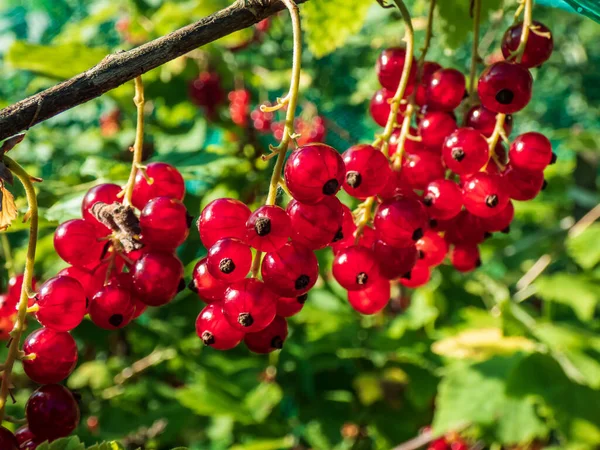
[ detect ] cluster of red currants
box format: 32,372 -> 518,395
0,275 -> 37,340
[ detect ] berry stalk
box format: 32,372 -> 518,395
122,76 -> 146,207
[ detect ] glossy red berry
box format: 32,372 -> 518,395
207,238 -> 252,282
198,198 -> 251,248
26,384 -> 80,442
132,252 -> 184,306
501,21 -> 553,68
245,205 -> 291,252
402,152 -> 445,190
6,274 -> 37,312
389,128 -> 426,156
399,262 -> 431,288
57,266 -> 95,301
370,88 -> 394,127
444,211 -> 487,245
296,115 -> 327,145
35,276 -> 87,332
416,231 -> 448,267
284,144 -> 345,204
348,278 -> 390,315
54,219 -> 105,267
244,315 -> 288,354
261,242 -> 319,297
481,200 -> 514,233
251,107 -> 274,132
428,438 -> 449,450
478,62 -> 533,114
190,258 -> 229,303
377,47 -> 416,91
89,285 -> 135,329
378,170 -> 418,202
332,245 -> 382,291
426,68 -> 466,111
342,144 -> 391,199
374,198 -> 428,248
0,316 -> 13,340
195,304 -> 245,350
415,61 -> 443,105
423,179 -> 463,220
372,240 -> 418,280
131,162 -> 185,210
15,426 -> 34,446
465,105 -> 513,138
0,426 -> 17,450
276,294 -> 307,318
330,204 -> 357,253
418,111 -> 457,150
451,244 -> 481,272
287,197 -> 343,250
442,128 -> 489,175
20,440 -> 40,450
462,173 -> 509,218
140,197 -> 190,250
501,164 -> 545,201
222,279 -> 278,333
508,132 -> 553,172
81,183 -> 122,234
22,328 -> 78,384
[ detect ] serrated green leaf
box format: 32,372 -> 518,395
567,224 -> 600,269
535,274 -> 600,321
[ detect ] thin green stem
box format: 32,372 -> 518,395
122,76 -> 146,207
469,0 -> 482,97
0,234 -> 15,279
0,156 -> 38,423
515,0 -> 532,64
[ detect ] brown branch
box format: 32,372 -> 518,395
0,0 -> 308,142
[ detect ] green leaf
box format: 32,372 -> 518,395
86,442 -> 126,450
243,382 -> 283,422
67,361 -> 113,390
567,224 -> 600,269
535,274 -> 600,321
436,0 -> 503,49
35,437 -> 84,450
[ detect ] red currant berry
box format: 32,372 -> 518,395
261,242 -> 319,297
251,107 -> 274,132
478,62 -> 533,114
190,258 -> 229,303
442,128 -> 489,175
416,231 -> 448,267
418,112 -> 457,150
89,285 -> 135,329
188,71 -> 225,119
332,245 -> 382,291
81,183 -> 122,234
372,240 -> 418,280
501,164 -> 545,201
501,21 -> 553,68
378,170 -> 418,202
402,152 -> 445,190
389,128 -> 426,155
276,293 -> 307,318
0,316 -> 13,340
481,200 -> 514,233
296,116 -> 327,145
132,296 -> 147,319
6,274 -> 37,312
0,426 -> 17,450
207,238 -> 252,282
35,276 -> 87,332
348,278 -> 391,315
287,197 -> 343,250
131,162 -> 185,211
423,179 -> 463,220
377,47 -> 416,91
342,144 -> 391,199
132,252 -> 184,306
54,219 -> 105,267
244,315 -> 288,353
195,304 -> 245,350
370,88 -> 395,127
374,198 -> 428,248
20,440 -> 40,450
444,211 -> 487,245
57,266 -> 95,301
451,244 -> 481,272
222,279 -> 278,333
462,173 -> 509,218
228,89 -> 251,127
22,328 -> 77,384
465,105 -> 513,138
26,384 -> 80,442
245,205 -> 291,252
426,68 -> 466,111
509,132 -> 553,172
15,426 -> 34,446
284,144 -> 345,204
140,197 -> 190,250
428,438 -> 450,450
451,441 -> 469,450
330,204 -> 356,253
399,261 -> 431,288
198,198 -> 251,248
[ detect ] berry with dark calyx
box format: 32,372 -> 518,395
262,242 -> 319,297
277,294 -> 308,318
423,179 -> 463,220
342,144 -> 391,199
332,245 -> 382,291
26,384 -> 80,442
191,258 -> 229,303
131,162 -> 185,211
426,68 -> 466,111
462,173 -> 509,218
348,278 -> 391,315
188,71 -> 226,119
374,198 -> 428,248
245,205 -> 291,252
501,21 -> 553,68
481,200 -> 514,233
372,240 -> 418,280
207,238 -> 252,282
442,128 -> 489,175
89,284 -> 135,329
477,62 -> 533,114
377,47 -> 416,91
416,231 -> 448,267
451,244 -> 482,272
140,197 -> 190,250
402,151 -> 445,190
22,328 -> 78,384
6,274 -> 37,312
132,251 -> 184,306
465,105 -> 513,138
35,276 -> 87,332
501,164 -> 545,201
81,183 -> 122,234
198,198 -> 251,248
444,211 -> 487,245
284,144 -> 345,204
370,88 -> 396,127
418,112 -> 457,150
330,204 -> 357,253
0,426 -> 18,450
399,262 -> 431,288
58,266 -> 95,300
222,279 -> 278,333
15,426 -> 34,446
244,315 -> 288,354
508,132 -> 553,172
195,304 -> 245,350
287,197 -> 343,250
54,219 -> 105,267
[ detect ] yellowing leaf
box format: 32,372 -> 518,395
0,185 -> 18,230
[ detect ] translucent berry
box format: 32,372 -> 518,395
251,107 -> 273,132
330,204 -> 357,253
140,197 -> 191,250
26,384 -> 80,442
35,276 -> 87,332
15,426 -> 34,446
501,21 -> 553,68
451,244 -> 481,272
442,128 -> 489,175
6,274 -> 37,312
245,205 -> 291,252
58,266 -> 95,300
426,68 -> 466,111
378,170 -> 418,202
222,279 -> 278,333
370,88 -> 394,127
478,62 -> 533,114
81,183 -> 122,234
415,61 -> 443,105
402,152 -> 445,190
244,315 -> 288,354
501,164 -> 545,201
481,200 -> 514,233
132,162 -> 185,210
89,285 -> 135,329
0,426 -> 17,450
372,240 -> 418,280
508,132 -> 553,172
0,316 -> 13,340
287,197 -> 343,250
198,198 -> 251,248
376,47 -> 416,91
374,198 -> 428,248
276,294 -> 307,318
332,245 -> 382,291
399,262 -> 431,288
416,231 -> 448,267
444,211 -> 487,245
418,112 -> 457,149
284,144 -> 345,204
261,242 -> 319,297
190,258 -> 229,303
22,328 -> 78,384
348,278 -> 391,315
423,179 -> 463,220
54,219 -> 105,267
342,144 -> 391,199
207,238 -> 252,282
132,251 -> 184,306
465,105 -> 513,138
462,173 -> 509,218
195,304 -> 245,350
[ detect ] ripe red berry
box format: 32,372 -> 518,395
462,173 -> 509,218
198,198 -> 251,248
276,294 -> 307,317
330,204 -> 357,253
416,231 -> 448,267
501,21 -> 553,68
451,244 -> 481,272
81,183 -> 122,234
442,128 -> 489,175
189,71 -> 226,119
244,315 -> 288,354
251,107 -> 274,132
228,89 -> 251,126
426,68 -> 466,111
296,116 -> 327,145
190,258 -> 229,303
481,200 -> 514,233
284,144 -> 345,204
261,242 -> 319,297
374,198 -> 428,248
348,278 -> 391,315
372,240 -> 418,280
399,261 -> 431,288
376,47 -> 416,91
245,205 -> 291,252
58,266 -> 95,300
402,152 -> 445,190
22,328 -> 78,384
465,105 -> 513,138
508,132 -> 553,172
20,440 -> 40,450
418,112 -> 457,149
131,162 -> 185,211
140,197 -> 191,250
54,219 -> 105,267
26,384 -> 80,442
478,62 -> 533,114
287,197 -> 343,250
342,144 -> 391,199
501,164 -> 545,201
444,211 -> 487,245
0,316 -> 13,340
415,61 -> 443,105
332,245 -> 382,291
89,285 -> 135,329
389,128 -> 426,156
132,251 -> 184,306
15,426 -> 34,446
423,179 -> 463,220
222,279 -> 278,333
378,170 -> 418,202
35,276 -> 87,332
0,426 -> 17,450
195,304 -> 245,350
428,438 -> 450,450
6,274 -> 37,312
370,88 -> 395,127
207,238 -> 252,282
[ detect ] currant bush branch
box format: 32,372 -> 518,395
122,76 -> 146,207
